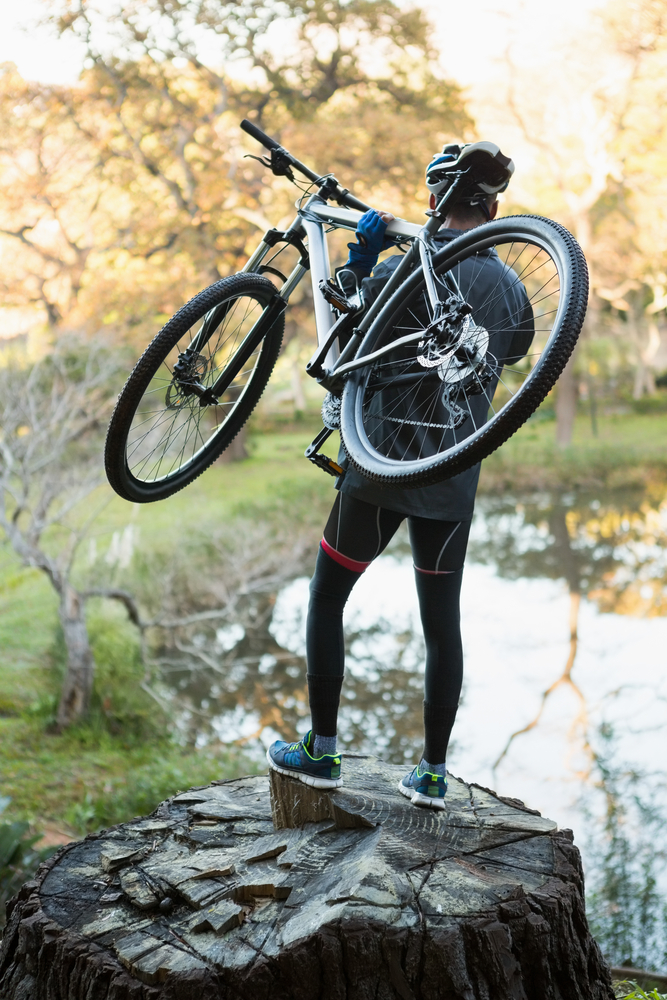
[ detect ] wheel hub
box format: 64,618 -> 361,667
167,349 -> 217,408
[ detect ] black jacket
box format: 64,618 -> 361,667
337,228 -> 534,520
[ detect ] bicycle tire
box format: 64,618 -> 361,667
340,215 -> 588,487
105,273 -> 284,503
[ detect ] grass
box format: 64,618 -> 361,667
479,411 -> 667,495
0,714 -> 255,834
614,984 -> 667,999
0,429 -> 329,836
1,411 -> 665,838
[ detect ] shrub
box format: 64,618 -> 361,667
63,747 -> 255,834
0,797 -> 55,933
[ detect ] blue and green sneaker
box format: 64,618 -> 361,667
266,731 -> 343,789
398,764 -> 447,810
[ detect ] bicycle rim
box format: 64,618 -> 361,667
107,276 -> 282,501
341,216 -> 588,486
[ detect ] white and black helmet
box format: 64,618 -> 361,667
426,141 -> 514,204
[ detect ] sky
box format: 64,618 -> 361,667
0,0 -> 605,89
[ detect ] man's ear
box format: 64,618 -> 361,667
489,200 -> 499,220
429,193 -> 436,210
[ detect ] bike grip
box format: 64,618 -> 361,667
240,119 -> 281,151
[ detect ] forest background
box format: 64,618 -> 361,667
1,0 -> 667,988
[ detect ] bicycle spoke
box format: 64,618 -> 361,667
123,291 -> 272,483
355,233 -> 566,470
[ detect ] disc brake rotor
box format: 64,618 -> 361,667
166,351 -> 209,409
417,316 -> 490,386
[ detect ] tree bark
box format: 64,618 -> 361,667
217,426 -> 248,463
632,316 -> 660,399
55,584 -> 95,730
217,386 -> 249,463
555,349 -> 579,448
0,757 -> 614,1000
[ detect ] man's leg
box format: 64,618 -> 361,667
398,516 -> 471,807
307,492 -> 403,756
267,492 -> 404,786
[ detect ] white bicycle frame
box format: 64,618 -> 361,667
227,145 -> 474,471
241,198 -> 422,372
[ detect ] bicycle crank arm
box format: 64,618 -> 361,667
304,426 -> 344,477
207,296 -> 287,400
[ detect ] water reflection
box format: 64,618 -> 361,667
158,559 -> 428,765
157,488 -> 667,827
461,490 -> 667,825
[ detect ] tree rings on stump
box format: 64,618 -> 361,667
0,755 -> 614,1000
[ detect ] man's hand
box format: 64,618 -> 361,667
346,209 -> 396,275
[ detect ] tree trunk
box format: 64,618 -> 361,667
291,359 -> 306,416
217,426 -> 248,463
0,757 -> 615,1000
555,349 -> 579,447
55,584 -> 95,729
632,317 -> 660,399
217,386 -> 249,463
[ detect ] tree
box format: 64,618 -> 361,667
0,67 -> 103,330
0,339 -> 123,728
492,0 -> 667,442
35,0 -> 469,338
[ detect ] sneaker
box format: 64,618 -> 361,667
398,764 -> 447,810
266,731 -> 343,789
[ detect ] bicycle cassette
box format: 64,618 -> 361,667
321,392 -> 341,430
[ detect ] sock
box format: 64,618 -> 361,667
313,734 -> 337,757
419,758 -> 447,777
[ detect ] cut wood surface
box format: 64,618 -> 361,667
0,755 -> 614,1000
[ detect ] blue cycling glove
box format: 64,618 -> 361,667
346,209 -> 394,275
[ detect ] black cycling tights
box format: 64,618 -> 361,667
306,492 -> 471,764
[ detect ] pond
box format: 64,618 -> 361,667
160,488 -> 667,840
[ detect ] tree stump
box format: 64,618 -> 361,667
0,755 -> 613,1000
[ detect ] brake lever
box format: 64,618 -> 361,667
244,148 -> 295,181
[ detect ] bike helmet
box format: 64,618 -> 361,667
426,141 -> 514,208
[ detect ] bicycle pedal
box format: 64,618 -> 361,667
307,452 -> 344,477
318,279 -> 356,314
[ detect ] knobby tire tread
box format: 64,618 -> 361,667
105,273 -> 283,503
340,215 -> 588,488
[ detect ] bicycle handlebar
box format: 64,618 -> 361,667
240,118 -> 371,214
240,118 -> 282,152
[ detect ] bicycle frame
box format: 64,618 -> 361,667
240,198 -> 416,366
223,124 -> 475,471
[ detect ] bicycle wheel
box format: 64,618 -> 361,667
340,215 -> 588,486
105,273 -> 284,503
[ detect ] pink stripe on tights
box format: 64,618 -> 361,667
414,565 -> 455,575
320,538 -> 370,573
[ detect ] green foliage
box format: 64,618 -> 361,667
614,984 -> 667,1000
87,600 -> 159,737
0,797 -> 55,931
585,725 -> 667,974
629,392 -> 667,415
63,748 -> 254,834
44,600 -> 162,739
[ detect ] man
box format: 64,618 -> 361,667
267,142 -> 534,809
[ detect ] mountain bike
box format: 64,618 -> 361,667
105,119 -> 588,504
